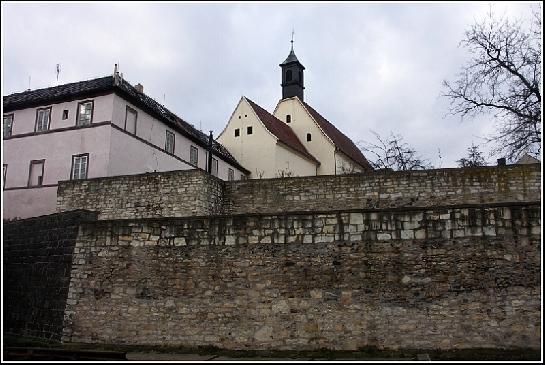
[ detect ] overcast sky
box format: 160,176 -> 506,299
2,2 -> 538,167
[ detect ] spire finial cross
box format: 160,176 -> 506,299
291,28 -> 295,51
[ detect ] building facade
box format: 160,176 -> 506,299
2,70 -> 248,219
218,46 -> 373,178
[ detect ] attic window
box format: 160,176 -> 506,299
235,128 -> 240,137
286,115 -> 291,123
62,110 -> 69,120
247,126 -> 253,135
307,133 -> 312,142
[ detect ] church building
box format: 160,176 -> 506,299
217,43 -> 373,178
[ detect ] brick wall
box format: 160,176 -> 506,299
62,203 -> 540,350
3,210 -> 97,340
56,169 -> 224,220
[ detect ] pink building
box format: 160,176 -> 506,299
2,70 -> 249,219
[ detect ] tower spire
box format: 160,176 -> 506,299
291,28 -> 294,52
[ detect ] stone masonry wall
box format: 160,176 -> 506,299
223,164 -> 541,215
56,169 -> 224,220
3,210 -> 97,340
56,164 -> 540,220
62,203 -> 541,350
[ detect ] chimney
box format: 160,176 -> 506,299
113,64 -> 120,85
497,158 -> 506,166
135,83 -> 144,93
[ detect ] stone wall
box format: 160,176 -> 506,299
223,164 -> 541,215
56,169 -> 224,220
56,164 -> 540,220
3,210 -> 97,340
62,203 -> 541,350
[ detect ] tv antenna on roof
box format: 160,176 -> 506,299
56,64 -> 61,84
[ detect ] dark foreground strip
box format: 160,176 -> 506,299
3,347 -> 127,361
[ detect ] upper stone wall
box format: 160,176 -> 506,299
56,164 -> 540,220
223,164 -> 541,215
56,169 -> 224,220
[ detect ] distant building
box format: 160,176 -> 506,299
516,153 -> 540,165
2,67 -> 248,219
218,45 -> 373,178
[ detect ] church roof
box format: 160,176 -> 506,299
245,97 -> 319,165
3,75 -> 249,174
302,102 -> 373,170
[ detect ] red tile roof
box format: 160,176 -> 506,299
302,102 -> 373,170
245,98 -> 320,165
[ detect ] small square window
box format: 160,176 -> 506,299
62,110 -> 69,120
286,115 -> 291,123
247,126 -> 253,135
235,128 -> 240,137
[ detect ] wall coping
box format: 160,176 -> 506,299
75,201 -> 540,225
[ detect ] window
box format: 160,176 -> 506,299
307,133 -> 312,142
286,70 -> 293,81
76,100 -> 93,126
190,146 -> 198,166
125,106 -> 137,134
286,115 -> 291,123
211,158 -> 218,176
28,160 -> 45,187
3,164 -> 7,187
35,107 -> 51,132
3,114 -> 14,138
228,168 -> 234,181
62,110 -> 69,120
247,126 -> 253,135
71,154 -> 89,180
234,128 -> 240,137
165,130 -> 175,154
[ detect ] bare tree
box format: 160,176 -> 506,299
457,144 -> 487,167
358,131 -> 432,171
443,7 -> 541,161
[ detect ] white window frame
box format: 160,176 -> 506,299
3,114 -> 14,138
165,130 -> 175,154
190,145 -> 198,166
76,100 -> 94,126
28,160 -> 45,187
71,154 -> 89,180
35,107 -> 51,132
211,157 -> 218,176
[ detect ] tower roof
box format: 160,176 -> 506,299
280,49 -> 301,66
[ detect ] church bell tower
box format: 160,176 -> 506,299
280,35 -> 305,101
